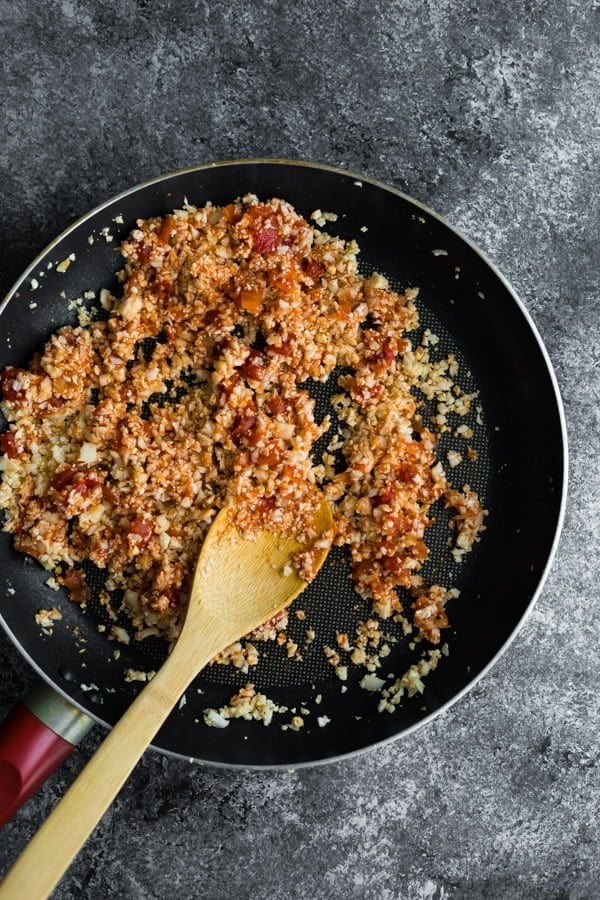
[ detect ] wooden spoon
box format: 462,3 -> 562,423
0,499 -> 333,899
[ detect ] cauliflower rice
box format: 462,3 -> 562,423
0,195 -> 485,661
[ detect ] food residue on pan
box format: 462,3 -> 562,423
0,195 -> 487,726
203,683 -> 286,729
34,606 -> 63,636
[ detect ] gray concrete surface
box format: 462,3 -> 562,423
0,1 -> 598,898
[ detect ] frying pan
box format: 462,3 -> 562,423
0,160 -> 567,812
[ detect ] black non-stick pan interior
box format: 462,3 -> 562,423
0,161 -> 566,767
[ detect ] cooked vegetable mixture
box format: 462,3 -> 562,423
0,196 -> 485,655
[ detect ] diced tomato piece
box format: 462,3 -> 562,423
302,258 -> 325,281
256,446 -> 283,466
382,554 -> 405,575
61,568 -> 91,604
382,338 -> 395,364
127,515 -> 154,550
246,425 -> 264,447
102,483 -> 120,505
253,224 -> 279,254
71,473 -> 103,496
266,394 -> 285,415
244,206 -> 281,254
216,374 -> 242,406
257,495 -> 277,515
237,284 -> 265,314
220,203 -> 241,225
136,241 -> 154,263
156,279 -> 176,299
0,368 -> 27,403
269,264 -> 300,294
353,382 -> 383,405
352,559 -> 376,581
0,432 -> 21,458
395,463 -> 417,483
130,515 -> 153,540
146,585 -> 181,609
231,412 -> 258,446
163,586 -> 181,608
51,468 -> 103,503
51,467 -> 76,491
374,485 -> 397,507
157,215 -> 178,244
269,337 -> 293,357
238,350 -> 266,381
41,396 -> 66,411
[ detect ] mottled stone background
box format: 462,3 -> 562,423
0,1 -> 598,898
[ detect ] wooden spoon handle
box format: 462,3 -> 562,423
0,626 -> 221,900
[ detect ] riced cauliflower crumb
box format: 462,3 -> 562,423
34,607 -> 62,635
359,673 -> 386,692
447,449 -> 463,468
203,684 -> 286,728
110,625 -> 131,645
377,649 -> 443,712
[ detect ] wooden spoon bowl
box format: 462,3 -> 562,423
0,498 -> 333,899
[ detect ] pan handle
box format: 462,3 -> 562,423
0,682 -> 93,828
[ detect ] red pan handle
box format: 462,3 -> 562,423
0,682 -> 94,827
